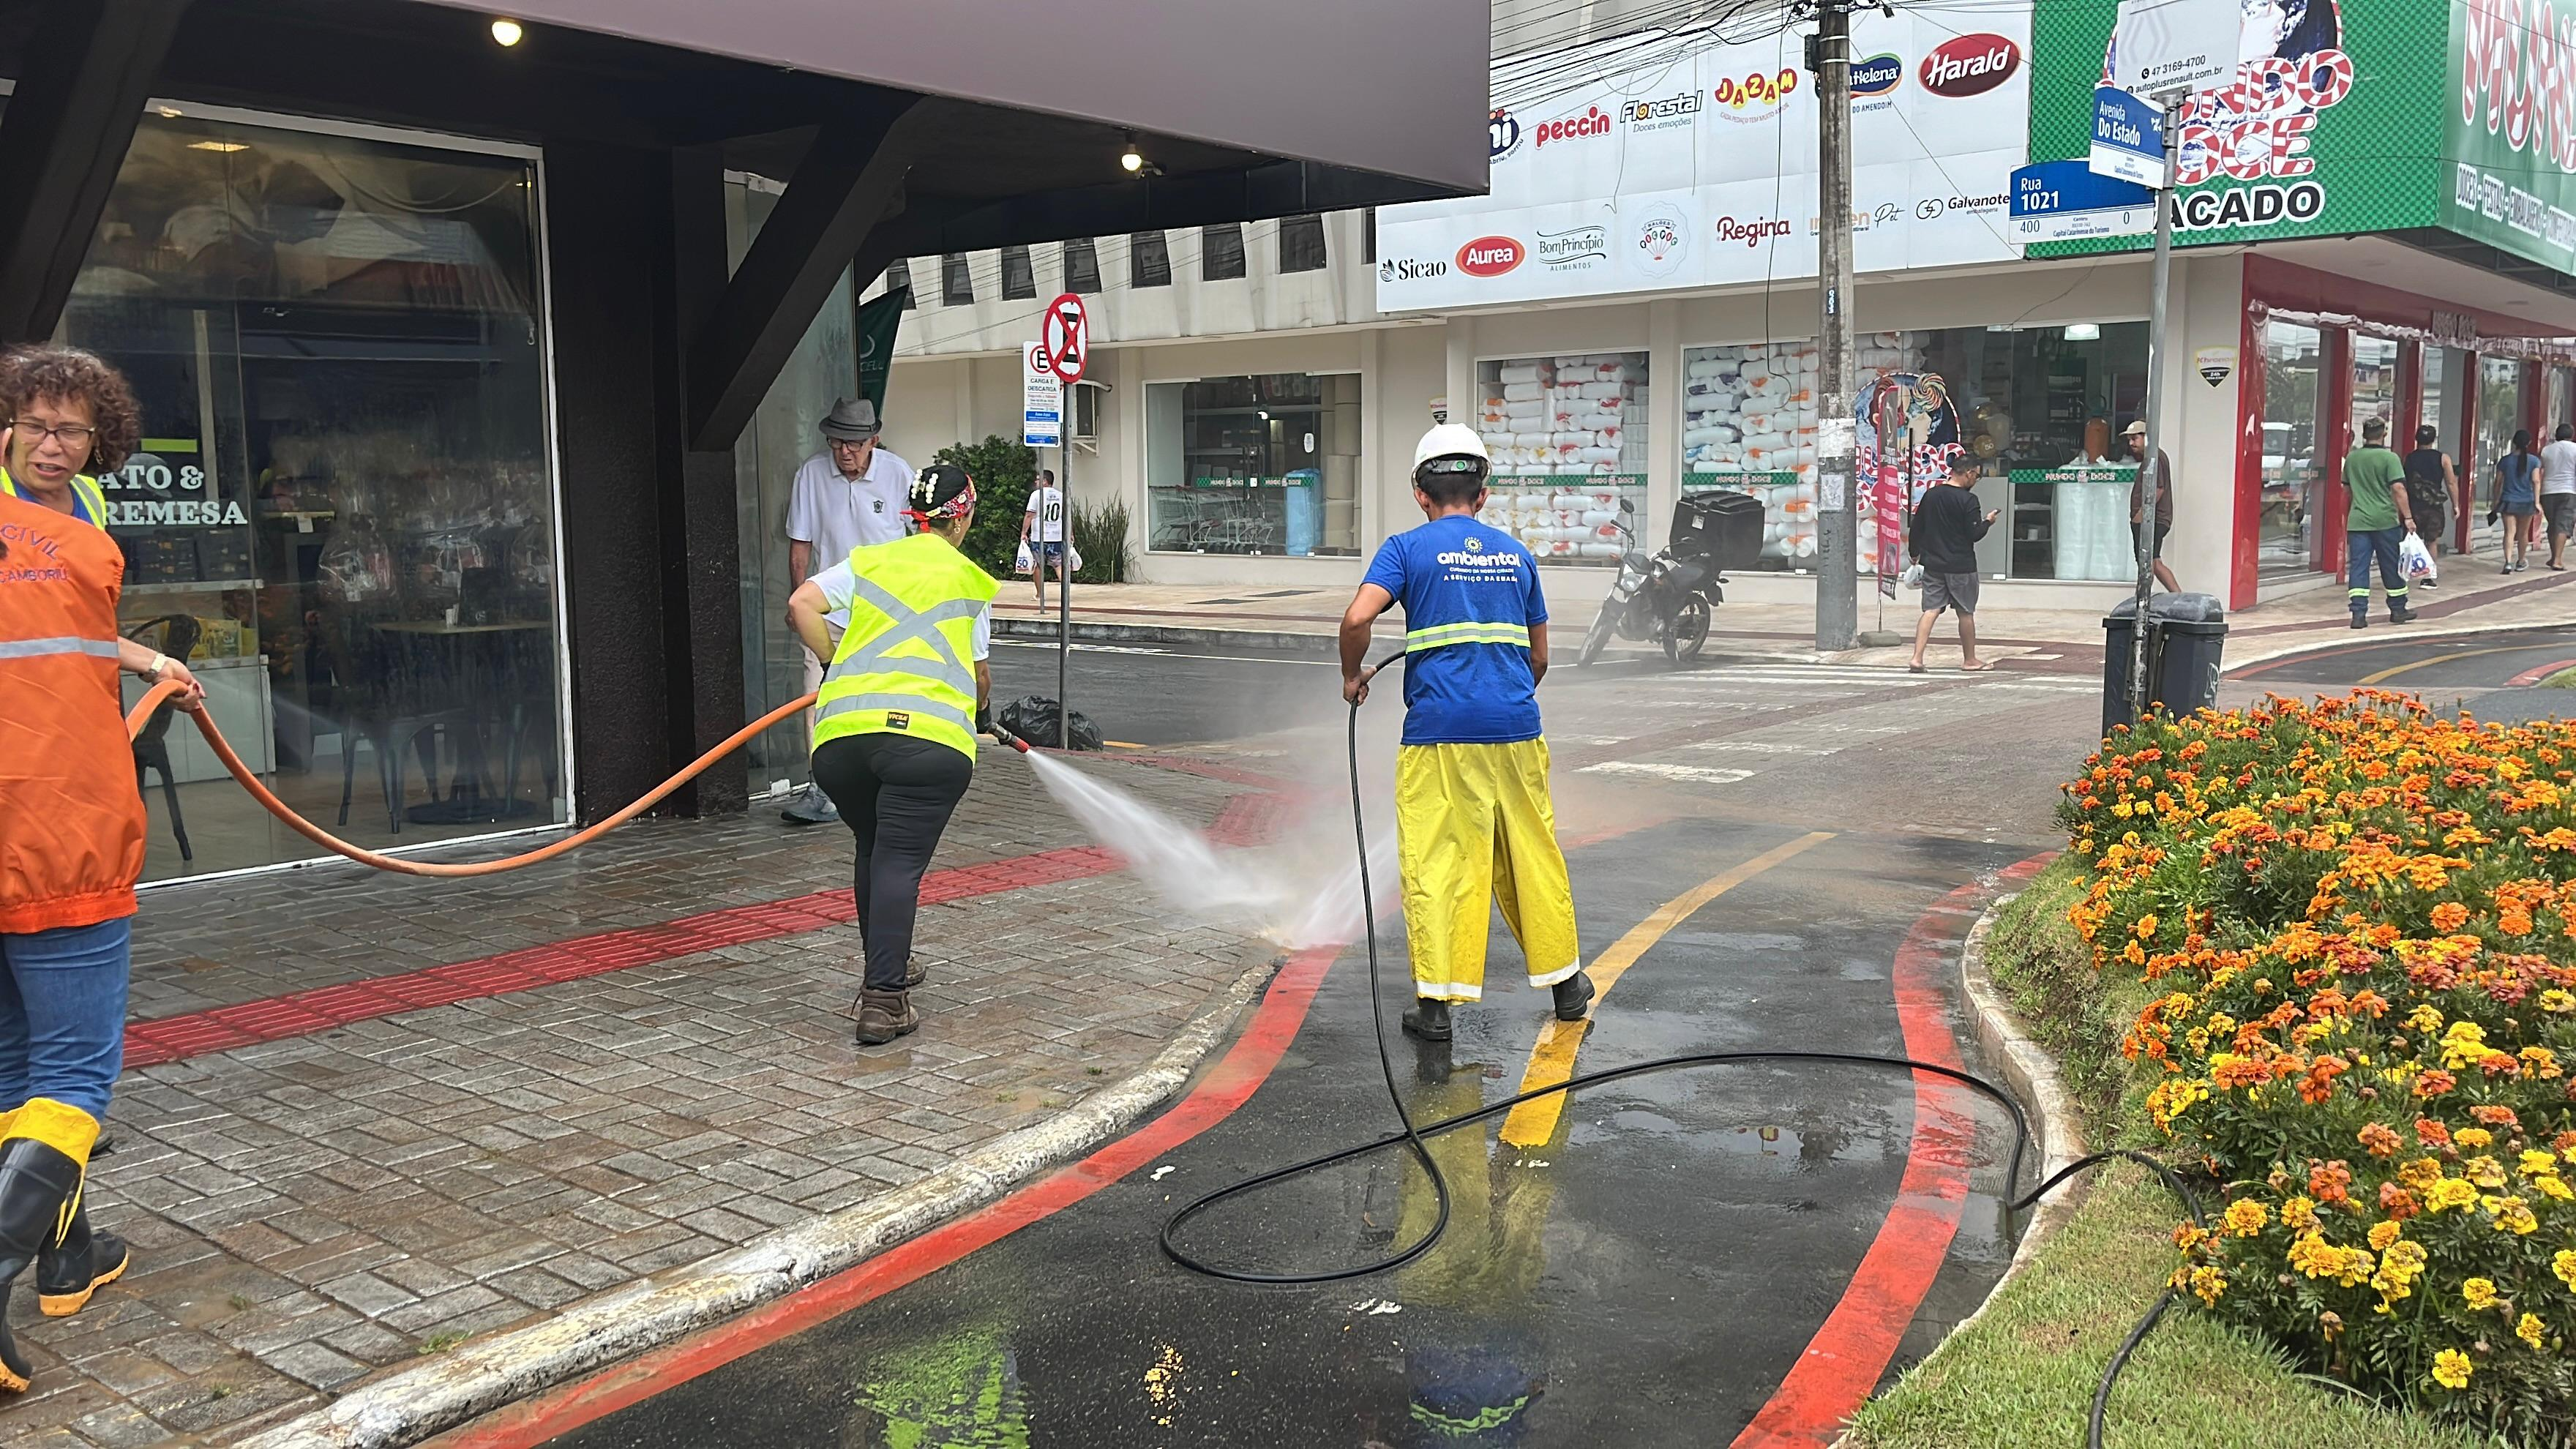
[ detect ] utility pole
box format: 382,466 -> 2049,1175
2127,97 -> 2179,723
1811,0 -> 1859,654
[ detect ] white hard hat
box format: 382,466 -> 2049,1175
1412,423 -> 1491,471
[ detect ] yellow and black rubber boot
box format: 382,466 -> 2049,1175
0,1100 -> 101,1392
36,1175 -> 128,1317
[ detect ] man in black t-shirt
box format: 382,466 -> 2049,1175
1906,446 -> 1997,673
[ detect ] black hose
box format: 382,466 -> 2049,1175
1157,654 -> 2203,1448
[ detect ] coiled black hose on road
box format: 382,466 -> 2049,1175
1158,654 -> 2209,1449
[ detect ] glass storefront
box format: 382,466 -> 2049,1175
65,108 -> 560,880
1679,325 -> 2146,580
2351,335 -> 2399,444
1145,373 -> 1360,555
1473,351 -> 1647,566
729,174 -> 856,798
2259,321 -> 2325,577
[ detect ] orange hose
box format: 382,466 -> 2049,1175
124,680 -> 821,877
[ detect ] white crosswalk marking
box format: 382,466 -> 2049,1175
1579,761 -> 1756,785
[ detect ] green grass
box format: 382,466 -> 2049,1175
2542,667 -> 2576,690
1846,856 -> 2497,1449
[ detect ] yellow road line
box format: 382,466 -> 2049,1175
2357,645 -> 2536,686
1498,831 -> 1835,1148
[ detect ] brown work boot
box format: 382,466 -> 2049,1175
855,988 -> 919,1046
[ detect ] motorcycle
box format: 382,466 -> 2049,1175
1578,512 -> 1722,666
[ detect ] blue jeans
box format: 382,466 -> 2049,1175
2345,527 -> 2409,618
0,919 -> 131,1120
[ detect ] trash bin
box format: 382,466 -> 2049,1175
2101,594 -> 2228,735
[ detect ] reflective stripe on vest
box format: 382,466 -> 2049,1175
0,637 -> 120,662
0,468 -> 107,530
811,534 -> 998,760
1404,620 -> 1532,653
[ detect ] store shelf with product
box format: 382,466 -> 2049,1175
1472,351 -> 1650,565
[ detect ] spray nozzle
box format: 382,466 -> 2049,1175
986,720 -> 1032,754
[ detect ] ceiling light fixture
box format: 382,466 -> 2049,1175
490,17 -> 523,45
153,105 -> 183,119
1121,142 -> 1145,174
2062,322 -> 2101,340
187,141 -> 248,153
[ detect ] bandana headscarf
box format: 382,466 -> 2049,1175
906,463 -> 976,523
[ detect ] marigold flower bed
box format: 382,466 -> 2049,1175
2064,692 -> 2576,1434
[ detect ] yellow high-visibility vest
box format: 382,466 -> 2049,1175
812,533 -> 998,761
0,467 -> 107,530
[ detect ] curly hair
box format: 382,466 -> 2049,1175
0,345 -> 141,475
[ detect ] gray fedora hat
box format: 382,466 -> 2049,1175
820,398 -> 880,441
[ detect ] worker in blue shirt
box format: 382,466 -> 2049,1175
1340,424 -> 1590,1041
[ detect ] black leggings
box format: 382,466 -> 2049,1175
810,734 -> 974,991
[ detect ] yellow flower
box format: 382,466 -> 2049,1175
2464,1277 -> 2500,1310
2521,1149 -> 2561,1179
2441,1021 -> 2490,1070
2408,1005 -> 2445,1033
2280,1196 -> 2321,1232
2223,1199 -> 2268,1237
2493,1198 -> 2539,1235
2433,1348 -> 2473,1390
2187,1265 -> 2226,1306
2368,1219 -> 2405,1251
2556,1250 -> 2576,1289
2456,1127 -> 2494,1149
2468,1156 -> 2509,1189
2542,989 -> 2576,1014
2520,1313 -> 2547,1349
2426,1177 -> 2482,1213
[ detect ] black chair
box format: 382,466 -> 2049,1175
124,615 -> 200,864
323,613 -> 458,835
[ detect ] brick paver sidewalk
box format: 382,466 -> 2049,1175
7,755 -> 1284,1446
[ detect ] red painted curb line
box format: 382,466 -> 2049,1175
2506,658 -> 2576,687
1731,851 -> 2052,1448
431,945 -> 1340,1449
128,787 -> 1290,1070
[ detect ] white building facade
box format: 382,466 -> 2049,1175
880,0 -> 2576,615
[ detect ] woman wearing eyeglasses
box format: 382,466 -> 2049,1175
0,345 -> 201,1391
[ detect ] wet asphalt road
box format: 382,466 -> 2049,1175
541,823 -> 2029,1449
2228,624 -> 2576,689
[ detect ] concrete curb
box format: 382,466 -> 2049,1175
2225,616 -> 2576,673
1932,887 -> 2089,1349
234,954 -> 1284,1449
991,616 -> 1339,656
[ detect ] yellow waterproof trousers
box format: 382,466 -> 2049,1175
1395,738 -> 1581,1002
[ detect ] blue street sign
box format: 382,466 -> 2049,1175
2010,160 -> 2159,243
2089,86 -> 2167,188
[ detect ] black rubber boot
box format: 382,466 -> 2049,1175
2391,606 -> 2417,624
855,988 -> 919,1046
1401,997 -> 1453,1042
1551,970 -> 1597,1022
37,1189 -> 127,1318
0,1137 -> 86,1391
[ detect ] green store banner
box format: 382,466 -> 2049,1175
2447,0 -> 2576,273
2028,0 -> 2483,259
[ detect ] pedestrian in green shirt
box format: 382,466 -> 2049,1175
2343,417 -> 2417,629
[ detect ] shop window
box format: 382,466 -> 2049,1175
1061,238 -> 1101,293
885,258 -> 916,310
2351,335 -> 2399,443
1145,372 -> 1360,556
940,253 -> 974,305
2477,354 -> 2526,503
1472,351 -> 1648,566
1130,231 -> 1172,288
1278,214 -> 1328,273
2260,321 -> 2325,578
998,244 -> 1036,300
67,111 -> 561,880
1680,326 -> 2152,580
2418,345 -> 2447,449
1202,223 -> 1246,281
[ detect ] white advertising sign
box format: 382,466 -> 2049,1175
1022,342 -> 1062,449
1377,7 -> 2030,312
2110,0 -> 2239,98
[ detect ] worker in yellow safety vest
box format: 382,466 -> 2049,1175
785,462 -> 997,1046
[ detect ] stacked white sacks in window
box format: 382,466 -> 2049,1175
1473,353 -> 1647,561
1681,332 -> 1924,569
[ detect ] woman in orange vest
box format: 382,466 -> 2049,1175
0,345 -> 201,1392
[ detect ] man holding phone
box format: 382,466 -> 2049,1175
1906,445 -> 1999,673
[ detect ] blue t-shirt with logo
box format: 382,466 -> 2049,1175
1363,514 -> 1548,746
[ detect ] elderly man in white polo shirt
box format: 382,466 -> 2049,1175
782,397 -> 917,824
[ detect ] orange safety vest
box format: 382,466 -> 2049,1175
0,491 -> 143,934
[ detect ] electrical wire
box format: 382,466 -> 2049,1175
1160,653 -> 2211,1449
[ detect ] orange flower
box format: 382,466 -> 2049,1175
2430,902 -> 2471,931
2309,1159 -> 2355,1209
2359,1122 -> 2403,1158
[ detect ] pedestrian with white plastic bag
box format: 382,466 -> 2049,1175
2341,418 -> 2417,629
2397,531 -> 2438,588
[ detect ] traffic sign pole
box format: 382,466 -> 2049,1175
1040,294 -> 1090,749
2131,96 -> 2182,726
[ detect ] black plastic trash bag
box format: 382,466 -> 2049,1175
997,695 -> 1105,751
